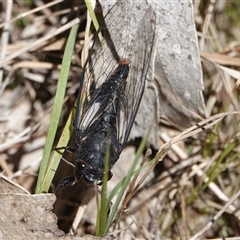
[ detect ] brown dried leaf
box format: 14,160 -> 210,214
99,0 -> 205,148
201,52 -> 240,66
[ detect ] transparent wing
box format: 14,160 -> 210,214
75,0 -> 155,149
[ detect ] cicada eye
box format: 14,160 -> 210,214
77,160 -> 86,169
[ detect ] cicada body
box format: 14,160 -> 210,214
74,59 -> 130,183
55,0 -> 155,190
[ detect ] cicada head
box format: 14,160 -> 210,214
75,159 -> 113,184
75,159 -> 103,183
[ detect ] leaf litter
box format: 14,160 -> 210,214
0,0 -> 240,239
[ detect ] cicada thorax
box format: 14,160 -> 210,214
74,59 -> 130,183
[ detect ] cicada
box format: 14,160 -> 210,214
55,0 -> 155,191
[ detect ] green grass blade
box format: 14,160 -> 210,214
84,0 -> 103,42
38,108 -> 75,193
203,142 -> 236,190
35,23 -> 79,194
96,142 -> 110,237
104,133 -> 150,234
187,141 -> 236,205
106,157 -> 152,205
